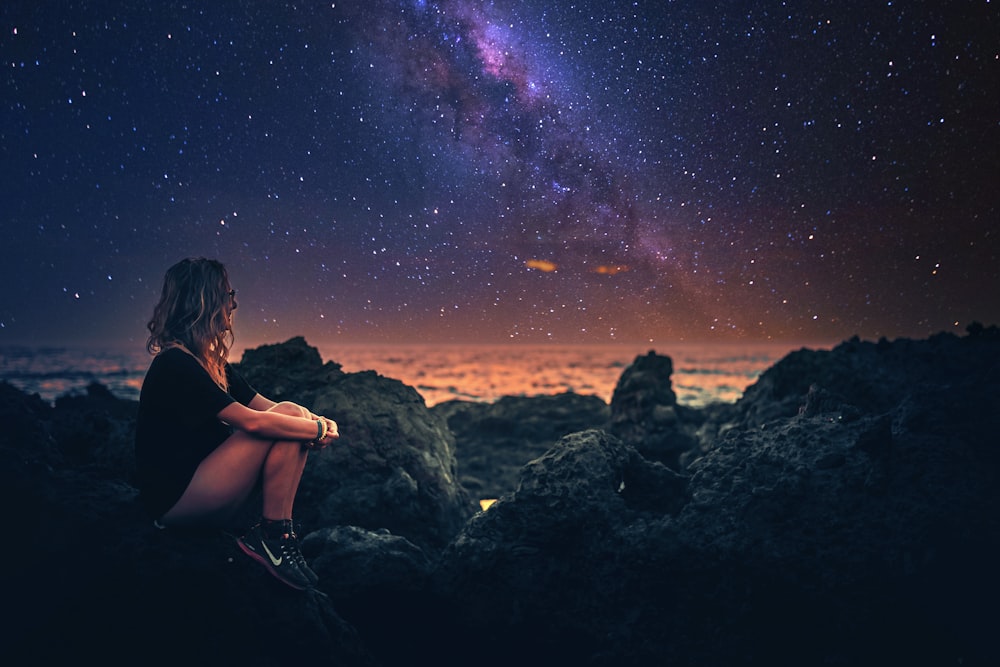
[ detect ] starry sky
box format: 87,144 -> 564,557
2,0 -> 998,348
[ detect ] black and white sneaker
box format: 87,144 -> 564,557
237,523 -> 313,590
288,527 -> 319,587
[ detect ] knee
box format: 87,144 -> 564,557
269,401 -> 310,418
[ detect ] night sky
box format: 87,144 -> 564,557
2,1 -> 998,348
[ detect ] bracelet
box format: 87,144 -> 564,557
315,419 -> 326,441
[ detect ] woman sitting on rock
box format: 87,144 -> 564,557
135,257 -> 338,590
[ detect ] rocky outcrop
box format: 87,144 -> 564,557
4,327 -> 1000,665
2,413 -> 376,666
734,330 -> 1000,429
235,336 -> 477,550
434,430 -> 691,663
433,392 -> 610,499
434,328 -> 1000,665
608,350 -> 702,467
433,350 -> 722,502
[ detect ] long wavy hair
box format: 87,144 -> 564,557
146,257 -> 236,389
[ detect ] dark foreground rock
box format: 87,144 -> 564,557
235,336 -> 477,550
433,327 -> 1000,666
1,442 -> 375,666
4,327 -> 1000,665
433,392 -> 611,499
435,348 -> 711,501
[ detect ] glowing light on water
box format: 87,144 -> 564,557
0,341 -> 829,408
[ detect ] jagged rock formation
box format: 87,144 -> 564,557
433,392 -> 610,499
4,327 -> 998,665
235,336 -> 477,550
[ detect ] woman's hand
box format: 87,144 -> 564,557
308,416 -> 339,450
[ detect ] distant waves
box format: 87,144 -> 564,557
320,343 -> 807,407
0,346 -> 149,403
0,342 -> 816,407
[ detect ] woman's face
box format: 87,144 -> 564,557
224,287 -> 238,325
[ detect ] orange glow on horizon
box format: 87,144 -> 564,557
317,342 -> 800,408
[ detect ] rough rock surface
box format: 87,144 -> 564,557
432,328 -> 1000,665
608,350 -> 702,467
2,390 -> 374,666
433,392 -> 610,499
4,327 -> 1000,665
436,348 -> 722,501
235,336 -> 476,549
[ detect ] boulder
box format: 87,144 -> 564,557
433,330 -> 1000,666
51,381 -> 138,478
3,442 -> 375,667
238,335 -> 344,394
434,429 -> 689,663
0,382 -> 54,460
609,350 -> 700,468
301,526 -> 448,663
4,326 -> 999,666
235,337 -> 477,550
433,392 -> 610,499
734,329 -> 1000,429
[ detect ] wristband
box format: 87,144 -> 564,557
315,419 -> 326,441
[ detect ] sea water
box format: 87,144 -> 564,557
0,342 -> 824,407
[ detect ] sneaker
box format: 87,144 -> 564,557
288,527 -> 319,587
237,523 -> 313,590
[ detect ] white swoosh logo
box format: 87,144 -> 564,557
262,542 -> 283,566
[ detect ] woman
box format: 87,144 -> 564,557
135,257 -> 338,590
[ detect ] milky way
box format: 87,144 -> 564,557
1,0 -> 998,346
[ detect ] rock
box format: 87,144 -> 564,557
51,381 -> 138,479
3,326 -> 999,665
235,338 -> 477,551
303,525 -> 433,598
3,443 -> 375,667
609,351 -> 700,468
434,392 -> 610,499
435,430 -> 689,663
301,526 -> 449,665
732,330 -> 1000,430
238,335 -> 345,395
433,330 -> 1000,666
0,380 -> 58,462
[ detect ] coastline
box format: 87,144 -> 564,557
6,328 -> 998,665
0,340 -> 832,407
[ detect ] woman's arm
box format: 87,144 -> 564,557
249,393 -> 324,423
247,393 -> 277,411
217,401 -> 324,441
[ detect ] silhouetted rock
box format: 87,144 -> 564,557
235,337 -> 477,550
736,328 -> 1000,431
301,526 -> 444,662
437,351 -> 716,499
238,335 -> 344,393
433,392 -> 610,499
432,330 -> 1000,665
51,381 -> 138,479
4,327 -> 999,665
3,434 -> 375,666
609,350 -> 701,467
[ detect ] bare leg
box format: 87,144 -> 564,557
260,406 -> 310,521
162,401 -> 310,526
263,403 -> 309,519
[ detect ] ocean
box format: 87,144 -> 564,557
0,342 -> 826,408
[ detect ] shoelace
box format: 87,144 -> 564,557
285,534 -> 312,572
